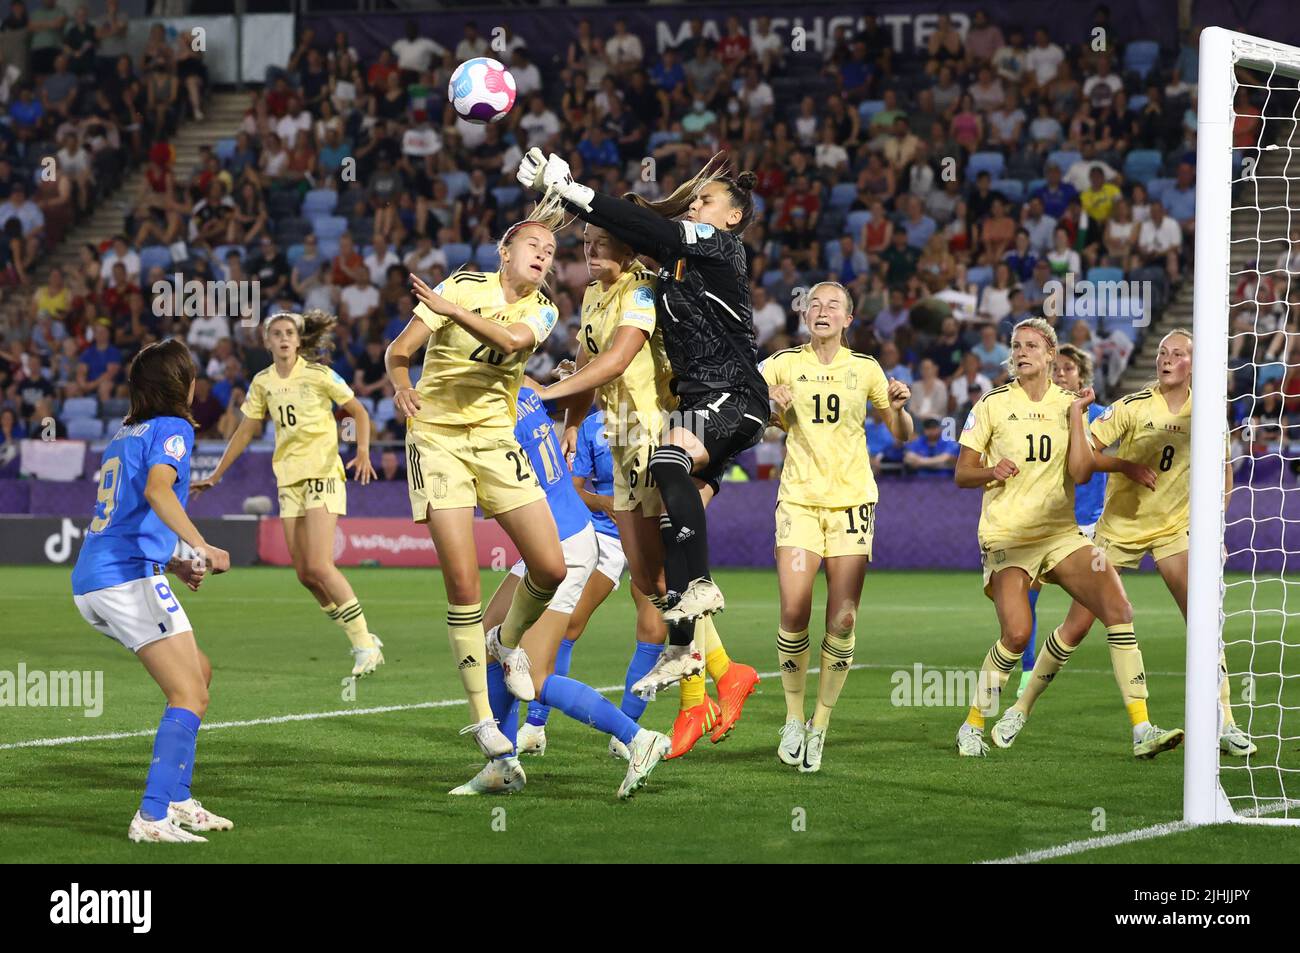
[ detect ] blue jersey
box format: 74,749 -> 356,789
572,409 -> 619,539
71,416 -> 194,595
1075,402 -> 1109,526
515,387 -> 591,540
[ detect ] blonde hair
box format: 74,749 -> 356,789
623,152 -> 757,234
1005,317 -> 1058,378
492,193 -> 572,289
1056,342 -> 1095,387
807,280 -> 853,313
1144,327 -> 1193,390
263,309 -> 337,364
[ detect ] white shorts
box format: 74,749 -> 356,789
1080,522 -> 1097,540
509,523 -> 598,616
594,531 -> 627,587
73,575 -> 193,653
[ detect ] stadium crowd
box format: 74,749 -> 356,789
1,8 -> 1297,478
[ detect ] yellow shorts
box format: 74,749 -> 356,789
776,499 -> 876,560
279,475 -> 347,518
1094,529 -> 1189,570
612,442 -> 662,517
980,529 -> 1093,598
406,421 -> 544,521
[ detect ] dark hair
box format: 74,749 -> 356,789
624,153 -> 758,235
124,339 -> 197,426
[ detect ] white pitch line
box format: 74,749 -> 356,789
979,800 -> 1300,864
0,661 -> 1189,752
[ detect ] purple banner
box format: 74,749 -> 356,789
304,2 -> 1182,69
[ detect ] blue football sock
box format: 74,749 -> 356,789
539,674 -> 639,745
140,707 -> 201,822
621,642 -> 665,721
486,661 -> 519,760
1024,589 -> 1041,670
526,638 -> 575,727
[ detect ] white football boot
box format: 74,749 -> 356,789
449,757 -> 527,796
777,718 -> 806,766
486,624 -> 536,701
350,635 -> 385,678
662,578 -> 725,624
799,723 -> 825,774
517,723 -> 547,757
956,723 -> 989,757
617,729 -> 671,799
168,797 -> 233,832
608,735 -> 630,761
1133,723 -> 1185,760
460,717 -> 514,758
1220,723 -> 1257,757
128,811 -> 207,843
631,642 -> 704,699
991,709 -> 1027,749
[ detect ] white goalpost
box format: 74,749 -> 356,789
1187,26 -> 1300,826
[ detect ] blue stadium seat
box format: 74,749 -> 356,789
761,268 -> 782,289
1128,94 -> 1149,113
442,243 -> 472,271
1026,178 -> 1046,197
301,189 -> 338,216
61,397 -> 98,419
1124,150 -> 1163,185
966,151 -> 1006,181
858,100 -> 885,123
474,243 -> 500,270
1146,176 -> 1175,203
828,182 -> 858,210
318,238 -> 340,260
67,417 -> 104,440
441,171 -> 470,201
311,215 -> 348,241
1046,150 -> 1081,173
991,179 -> 1024,204
1124,41 -> 1161,80
213,244 -> 245,265
491,186 -> 521,208
966,265 -> 994,293
287,243 -> 305,266
139,245 -> 172,274
751,192 -> 766,220
375,398 -> 397,424
844,209 -> 872,237
1087,266 -> 1125,284
214,138 -> 237,162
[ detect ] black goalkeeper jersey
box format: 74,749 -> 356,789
574,192 -> 769,403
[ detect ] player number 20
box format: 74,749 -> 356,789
1024,433 -> 1052,462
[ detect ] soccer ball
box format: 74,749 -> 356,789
449,57 -> 517,124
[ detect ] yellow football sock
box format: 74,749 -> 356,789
500,572 -> 557,649
1011,627 -> 1076,717
1219,650 -> 1236,727
812,630 -> 855,729
447,603 -> 492,722
698,615 -> 731,681
971,639 -> 1021,723
777,627 -> 811,722
679,673 -> 706,709
1106,624 -> 1149,725
333,598 -> 372,650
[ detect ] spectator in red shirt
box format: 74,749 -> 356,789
265,75 -> 292,118
774,173 -> 821,268
367,50 -> 399,93
718,16 -> 750,74
331,233 -> 368,288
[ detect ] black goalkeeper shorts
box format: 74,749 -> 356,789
665,388 -> 769,490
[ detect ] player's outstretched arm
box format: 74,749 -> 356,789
410,272 -> 537,355
538,325 -> 649,403
1087,436 -> 1158,489
145,463 -> 230,573
385,316 -> 433,419
192,415 -> 261,495
340,397 -> 376,485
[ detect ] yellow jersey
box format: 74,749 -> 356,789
578,263 -> 674,448
242,356 -> 354,486
761,344 -> 892,507
1090,386 -> 1191,547
413,270 -> 558,428
959,379 -> 1079,545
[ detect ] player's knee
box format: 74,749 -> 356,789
173,683 -> 209,717
1108,596 -> 1134,627
828,607 -> 857,636
295,563 -> 319,590
529,558 -> 566,592
780,607 -> 812,632
443,574 -> 480,606
1000,625 -> 1032,653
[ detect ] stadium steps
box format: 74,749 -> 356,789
0,92 -> 248,331
1115,147 -> 1293,394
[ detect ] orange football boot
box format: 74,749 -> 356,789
666,696 -> 722,759
710,663 -> 759,743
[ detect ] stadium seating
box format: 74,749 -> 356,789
61,397 -> 99,420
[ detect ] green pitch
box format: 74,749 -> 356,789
2,565 -> 1297,863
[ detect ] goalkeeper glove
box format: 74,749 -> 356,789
542,153 -> 595,212
517,147 -> 546,192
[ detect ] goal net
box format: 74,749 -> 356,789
1188,27 -> 1300,825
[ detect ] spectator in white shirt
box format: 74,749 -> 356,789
100,236 -> 140,286
340,273 -> 379,325
510,49 -> 542,99
751,286 -> 786,348
750,16 -> 783,74
455,23 -> 489,62
404,235 -> 447,283
739,66 -> 773,119
1064,144 -> 1120,194
518,95 -> 561,151
1026,28 -> 1065,89
187,312 -> 232,354
364,236 -> 400,287
950,352 -> 993,413
1137,200 -> 1183,280
392,21 -> 447,76
275,95 -> 312,150
402,119 -> 442,158
1082,55 -> 1124,111
908,358 -> 951,419
606,18 -> 644,76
